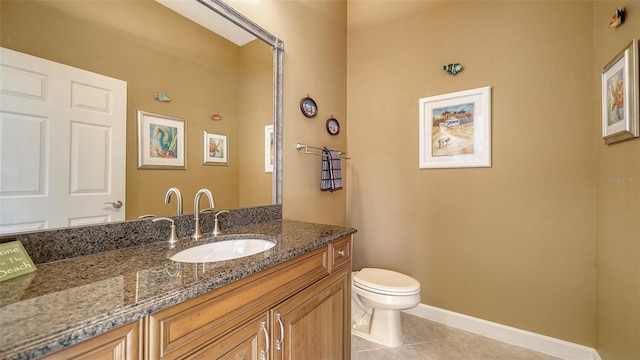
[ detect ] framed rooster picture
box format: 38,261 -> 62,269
601,39 -> 639,145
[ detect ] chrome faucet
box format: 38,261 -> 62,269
192,188 -> 214,240
164,187 -> 183,215
212,210 -> 230,237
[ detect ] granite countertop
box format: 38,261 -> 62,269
0,219 -> 356,360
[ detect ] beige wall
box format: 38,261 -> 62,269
594,1 -> 640,359
0,0 -> 274,219
347,1 -> 596,346
229,0 -> 349,226
238,40 -> 274,207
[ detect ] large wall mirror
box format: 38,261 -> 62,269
0,0 -> 283,235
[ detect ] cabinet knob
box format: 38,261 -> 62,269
338,250 -> 345,256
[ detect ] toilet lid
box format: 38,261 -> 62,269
353,268 -> 421,295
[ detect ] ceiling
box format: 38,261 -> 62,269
155,0 -> 256,46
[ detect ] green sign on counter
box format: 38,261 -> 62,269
0,241 -> 37,282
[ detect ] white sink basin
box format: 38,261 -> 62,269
169,237 -> 276,263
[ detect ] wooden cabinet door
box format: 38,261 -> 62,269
41,320 -> 141,360
271,266 -> 350,360
189,313 -> 270,360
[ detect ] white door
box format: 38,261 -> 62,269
0,47 -> 127,234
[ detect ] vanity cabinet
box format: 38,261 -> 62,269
39,236 -> 352,360
148,236 -> 352,360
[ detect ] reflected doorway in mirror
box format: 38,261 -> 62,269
0,47 -> 127,234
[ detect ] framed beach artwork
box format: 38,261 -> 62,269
265,125 -> 274,172
601,39 -> 639,145
137,111 -> 186,169
203,131 -> 228,165
419,86 -> 491,169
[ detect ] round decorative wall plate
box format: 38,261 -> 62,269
326,117 -> 340,136
300,96 -> 318,118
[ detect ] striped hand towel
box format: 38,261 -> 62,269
321,148 -> 343,192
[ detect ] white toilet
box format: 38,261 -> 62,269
351,268 -> 421,347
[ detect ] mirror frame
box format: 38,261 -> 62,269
198,0 -> 283,204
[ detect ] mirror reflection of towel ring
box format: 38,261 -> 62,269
300,95 -> 318,118
326,117 -> 340,136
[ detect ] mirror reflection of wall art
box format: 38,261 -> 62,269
601,39 -> 639,145
265,125 -> 274,172
137,111 -> 186,169
419,86 -> 491,169
203,131 -> 228,165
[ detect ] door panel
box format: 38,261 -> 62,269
0,47 -> 126,234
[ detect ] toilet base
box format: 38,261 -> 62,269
351,308 -> 403,348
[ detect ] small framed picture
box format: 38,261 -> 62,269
137,111 -> 186,169
300,96 -> 318,118
203,131 -> 228,165
326,117 -> 340,136
601,39 -> 639,144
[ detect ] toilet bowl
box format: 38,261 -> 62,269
351,268 -> 421,347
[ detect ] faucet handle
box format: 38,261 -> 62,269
200,208 -> 215,214
214,209 -> 230,219
152,217 -> 179,245
212,210 -> 230,236
138,214 -> 156,219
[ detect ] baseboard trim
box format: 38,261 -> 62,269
404,304 -> 600,360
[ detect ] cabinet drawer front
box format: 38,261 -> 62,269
329,237 -> 352,272
147,247 -> 328,359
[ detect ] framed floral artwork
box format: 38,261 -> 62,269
203,131 -> 228,165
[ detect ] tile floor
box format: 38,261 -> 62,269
351,313 -> 563,360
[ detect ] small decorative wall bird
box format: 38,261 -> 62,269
211,113 -> 223,121
443,63 -> 463,75
608,7 -> 625,28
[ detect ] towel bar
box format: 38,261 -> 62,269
296,143 -> 350,159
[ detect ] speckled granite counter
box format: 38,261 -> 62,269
0,220 -> 356,360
